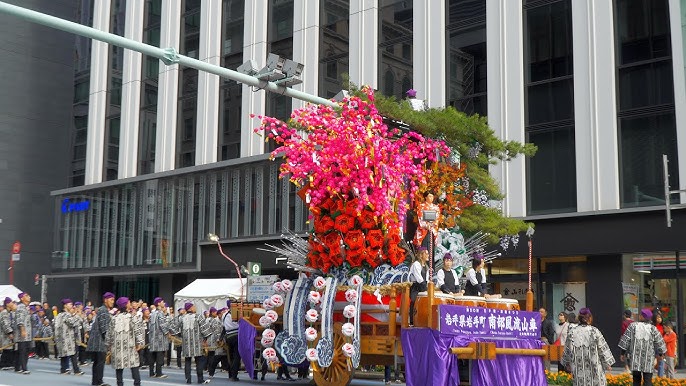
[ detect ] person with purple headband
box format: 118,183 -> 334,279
87,291 -> 115,386
55,298 -> 85,376
168,302 -> 212,384
561,308 -> 615,385
0,297 -> 16,370
619,308 -> 666,386
14,292 -> 32,374
147,297 -> 171,379
107,297 -> 145,386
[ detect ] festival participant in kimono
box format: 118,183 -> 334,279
204,307 -> 222,377
54,299 -> 85,375
619,308 -> 666,386
37,318 -> 53,359
222,300 -> 241,382
435,253 -> 462,294
408,247 -> 430,326
0,298 -> 15,370
138,307 -> 150,370
73,301 -> 88,366
170,302 -> 212,384
147,297 -> 170,379
87,291 -> 115,386
413,191 -> 440,250
561,308 -> 615,386
13,292 -> 32,374
107,297 -> 145,386
209,308 -> 229,378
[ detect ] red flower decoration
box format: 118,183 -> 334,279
344,229 -> 365,250
366,229 -> 384,250
359,211 -> 378,230
365,248 -> 382,268
323,232 -> 343,255
344,198 -> 360,217
346,248 -> 365,267
315,215 -> 335,234
334,214 -> 355,234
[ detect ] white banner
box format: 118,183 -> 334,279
552,283 -> 586,318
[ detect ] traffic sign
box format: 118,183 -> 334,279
12,241 -> 21,254
247,261 -> 262,276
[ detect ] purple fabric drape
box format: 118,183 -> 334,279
238,318 -> 256,380
401,328 -> 471,386
471,338 -> 547,386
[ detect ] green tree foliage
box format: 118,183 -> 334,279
349,85 -> 537,243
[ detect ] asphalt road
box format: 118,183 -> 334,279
0,358 -> 400,386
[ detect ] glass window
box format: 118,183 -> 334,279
614,0 -> 677,208
104,0 -> 125,182
527,127 -> 577,214
447,0 -> 487,116
218,0 -> 244,161
265,0 -> 294,153
138,0 -> 162,175
319,0 -> 349,98
524,0 -> 576,214
379,0 -> 413,100
619,113 -> 678,207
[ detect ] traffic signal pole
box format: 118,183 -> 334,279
0,1 -> 338,109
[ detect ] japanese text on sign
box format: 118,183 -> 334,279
438,305 -> 541,339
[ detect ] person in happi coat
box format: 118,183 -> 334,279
14,292 -> 32,374
204,307 -> 222,378
73,301 -> 88,366
170,302 -> 212,384
88,291 -> 115,386
55,298 -> 85,375
619,308 -> 666,386
38,318 -> 53,359
435,253 -> 463,294
147,297 -> 171,379
209,308 -> 230,378
107,297 -> 145,386
0,298 -> 15,370
561,308 -> 615,386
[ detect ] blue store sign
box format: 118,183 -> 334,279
61,198 -> 90,213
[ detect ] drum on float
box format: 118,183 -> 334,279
453,295 -> 487,308
414,291 -> 457,328
485,298 -> 521,311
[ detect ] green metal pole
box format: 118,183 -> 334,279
0,1 -> 338,108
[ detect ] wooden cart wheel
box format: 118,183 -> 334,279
312,322 -> 355,386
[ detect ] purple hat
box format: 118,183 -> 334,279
209,307 -> 217,313
102,292 -> 115,300
74,301 -> 82,306
18,292 -> 27,299
226,299 -> 232,307
443,253 -> 453,261
406,89 -> 417,98
61,298 -> 73,305
116,297 -> 130,309
641,308 -> 653,320
219,307 -> 228,313
417,246 -> 428,252
3,297 -> 12,305
184,302 -> 194,311
153,297 -> 164,305
141,307 -> 149,312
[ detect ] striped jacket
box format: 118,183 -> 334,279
148,309 -> 170,352
13,303 -> 31,342
86,305 -> 112,353
170,313 -> 212,358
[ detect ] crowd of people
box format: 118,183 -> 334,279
538,305 -> 678,386
0,291 -> 243,385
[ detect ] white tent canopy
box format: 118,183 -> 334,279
174,278 -> 246,316
0,285 -> 24,302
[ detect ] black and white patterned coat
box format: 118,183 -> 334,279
13,303 -> 31,342
618,321 -> 666,373
0,309 -> 13,348
148,309 -> 170,352
106,312 -> 145,370
86,305 -> 112,353
170,313 -> 212,358
54,311 -> 80,357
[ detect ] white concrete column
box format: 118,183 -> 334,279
486,0 -> 526,217
195,0 -> 222,165
572,0 -> 620,212
240,0 -> 268,157
413,0 -> 446,108
292,0 -> 320,111
154,0 -> 182,172
118,0 -> 144,179
84,0 -> 111,185
669,0 -> 686,201
349,0 -> 378,89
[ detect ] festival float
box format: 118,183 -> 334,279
235,87 -> 553,386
